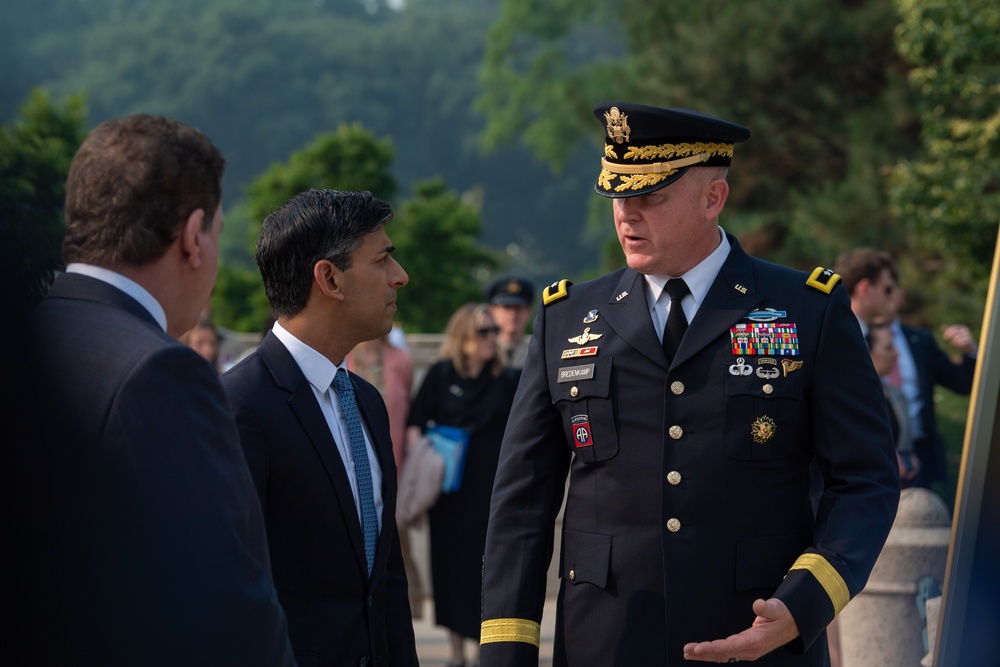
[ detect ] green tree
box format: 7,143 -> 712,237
392,178 -> 501,333
15,0 -> 593,284
0,88 -> 87,314
889,0 -> 1000,327
477,0 -> 917,274
245,124 -> 397,229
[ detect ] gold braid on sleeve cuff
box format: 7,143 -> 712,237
788,553 -> 850,616
480,618 -> 541,647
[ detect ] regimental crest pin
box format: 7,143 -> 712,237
583,309 -> 599,323
568,327 -> 603,345
751,415 -> 777,444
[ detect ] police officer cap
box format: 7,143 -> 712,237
593,102 -> 750,198
486,277 -> 534,307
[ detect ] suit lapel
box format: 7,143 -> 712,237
674,237 -> 765,366
602,269 -> 667,369
257,333 -> 370,577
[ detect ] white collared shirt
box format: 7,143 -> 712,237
66,263 -> 168,332
891,319 -> 925,440
272,322 -> 384,531
645,228 -> 732,341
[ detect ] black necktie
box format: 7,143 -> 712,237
662,278 -> 690,363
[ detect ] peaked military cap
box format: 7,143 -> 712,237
485,276 -> 534,307
593,102 -> 750,198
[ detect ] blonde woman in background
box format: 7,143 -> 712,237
406,303 -> 520,667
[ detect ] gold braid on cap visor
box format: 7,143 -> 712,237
599,141 -> 735,192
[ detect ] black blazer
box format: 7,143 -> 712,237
13,273 -> 294,666
899,324 -> 975,486
221,332 -> 417,667
481,236 -> 900,666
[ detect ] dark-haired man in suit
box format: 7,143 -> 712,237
221,189 -> 417,667
15,114 -> 294,665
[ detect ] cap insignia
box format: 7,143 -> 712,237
604,107 -> 630,144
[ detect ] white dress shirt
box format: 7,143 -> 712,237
644,228 -> 732,341
66,263 -> 168,332
891,319 -> 925,441
272,322 -> 384,531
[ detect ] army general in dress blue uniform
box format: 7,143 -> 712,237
479,103 -> 900,666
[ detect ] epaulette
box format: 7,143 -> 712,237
805,267 -> 840,294
542,279 -> 572,306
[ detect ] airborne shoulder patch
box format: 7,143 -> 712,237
805,267 -> 840,294
543,279 -> 573,306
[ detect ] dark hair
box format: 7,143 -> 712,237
255,189 -> 393,318
832,248 -> 897,296
62,114 -> 224,267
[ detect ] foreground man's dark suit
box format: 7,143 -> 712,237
16,273 -> 294,666
481,236 -> 900,666
221,332 -> 418,667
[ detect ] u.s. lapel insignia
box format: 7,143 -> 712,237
751,415 -> 776,444
734,284 -> 748,294
583,309 -> 599,323
616,290 -> 628,302
781,359 -> 804,377
568,327 -> 603,345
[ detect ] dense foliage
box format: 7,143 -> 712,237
3,0 -> 997,335
0,89 -> 87,315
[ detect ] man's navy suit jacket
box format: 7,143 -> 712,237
13,273 -> 294,666
900,324 -> 975,487
221,332 -> 418,667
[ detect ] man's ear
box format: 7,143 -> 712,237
857,277 -> 873,299
180,208 -> 206,269
704,178 -> 730,220
314,259 -> 346,302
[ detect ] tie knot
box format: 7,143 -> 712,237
665,278 -> 690,302
332,368 -> 353,396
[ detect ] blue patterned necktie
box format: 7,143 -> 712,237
332,368 -> 378,576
